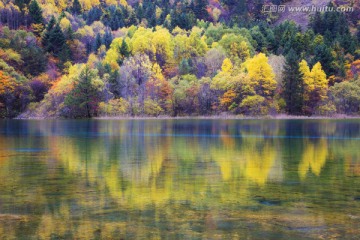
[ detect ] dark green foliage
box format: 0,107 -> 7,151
72,0 -> 83,15
42,16 -> 56,47
86,7 -> 103,25
179,59 -> 194,75
58,42 -> 72,67
250,26 -> 267,52
108,8 -> 125,30
310,12 -> 323,34
259,23 -> 276,52
282,49 -> 304,115
64,26 -> 75,41
48,23 -> 66,56
149,14 -> 157,28
64,66 -> 103,118
21,44 -> 47,76
170,9 -> 196,30
103,29 -> 113,49
143,0 -> 156,20
310,4 -> 355,55
274,21 -> 302,55
339,33 -> 357,55
42,19 -> 67,57
312,44 -> 335,76
28,0 -> 44,25
120,39 -> 130,58
128,12 -> 138,26
221,0 -> 246,15
14,0 -> 31,11
115,38 -> 130,65
94,33 -> 102,52
193,0 -> 209,20
40,18 -> 72,66
46,15 -> 56,31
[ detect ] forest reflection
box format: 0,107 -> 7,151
1,119 -> 360,239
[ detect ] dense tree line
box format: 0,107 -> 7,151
1,0 -> 360,118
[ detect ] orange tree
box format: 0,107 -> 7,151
0,71 -> 18,117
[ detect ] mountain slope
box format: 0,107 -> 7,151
275,0 -> 330,28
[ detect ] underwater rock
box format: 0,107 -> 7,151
253,196 -> 282,206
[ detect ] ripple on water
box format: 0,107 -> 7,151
10,148 -> 48,153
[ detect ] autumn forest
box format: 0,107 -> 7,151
1,0 -> 360,118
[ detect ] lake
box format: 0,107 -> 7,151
0,119 -> 360,239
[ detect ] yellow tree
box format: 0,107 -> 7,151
243,53 -> 277,98
300,60 -> 328,113
105,0 -> 127,6
80,0 -> 101,11
311,62 -> 328,101
152,27 -> 174,66
188,27 -> 208,57
130,27 -> 155,60
103,37 -> 123,70
173,28 -> 207,63
299,60 -> 312,96
173,33 -> 190,62
211,58 -> 236,91
219,34 -> 251,64
59,17 -> 71,32
221,58 -> 233,73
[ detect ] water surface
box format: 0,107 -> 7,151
0,119 -> 360,239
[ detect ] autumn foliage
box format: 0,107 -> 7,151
0,0 -> 360,118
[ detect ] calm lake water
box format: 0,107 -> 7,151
0,119 -> 360,239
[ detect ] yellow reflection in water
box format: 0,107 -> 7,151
299,139 -> 328,180
1,120 -> 360,239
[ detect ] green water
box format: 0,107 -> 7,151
0,119 -> 360,239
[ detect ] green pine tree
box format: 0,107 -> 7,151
94,33 -> 102,52
127,12 -> 138,26
193,0 -> 209,20
120,39 -> 130,57
72,0 -> 82,15
42,16 -> 56,48
64,66 -> 103,118
58,43 -> 72,67
311,12 -> 323,34
29,0 -> 44,25
65,26 -> 75,41
42,19 -> 66,57
15,0 -> 31,11
282,49 -> 304,115
103,29 -> 113,49
48,23 -> 66,57
312,44 -> 335,76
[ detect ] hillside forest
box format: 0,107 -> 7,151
1,0 -> 360,118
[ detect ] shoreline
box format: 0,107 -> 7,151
94,114 -> 360,120
11,114 -> 360,120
